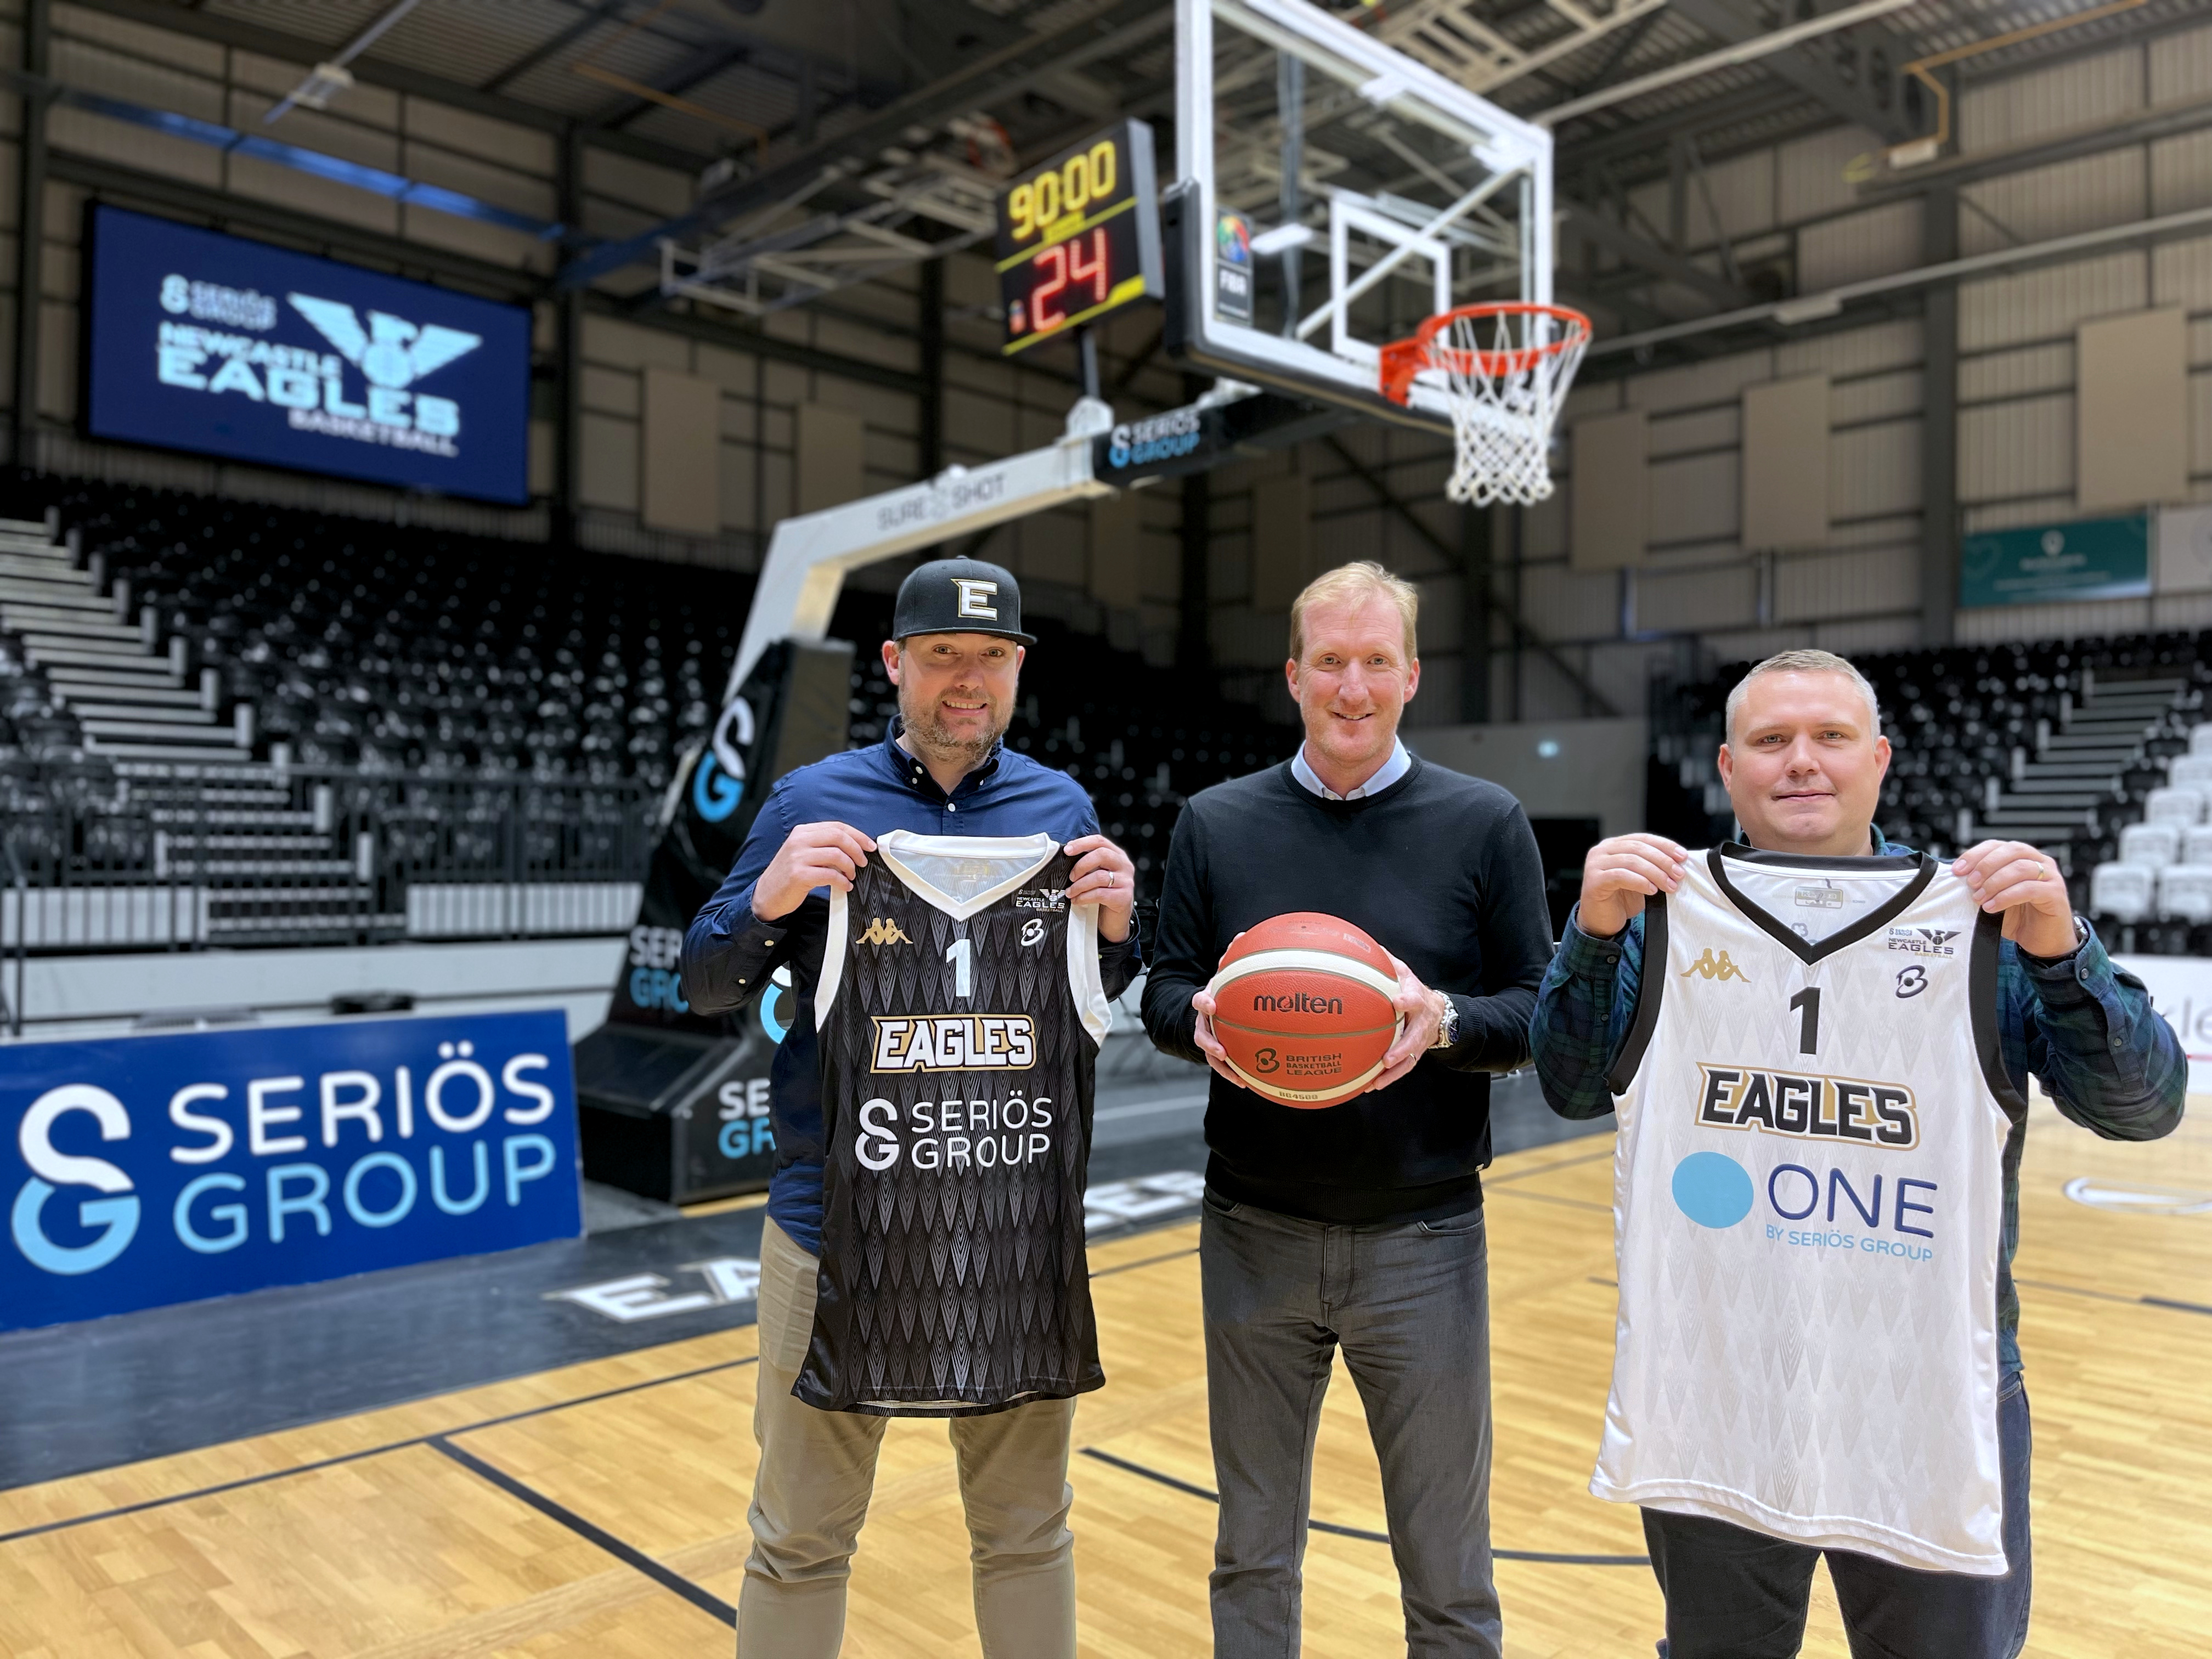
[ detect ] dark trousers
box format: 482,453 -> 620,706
1200,1187 -> 1500,1658
1646,1380 -> 2033,1659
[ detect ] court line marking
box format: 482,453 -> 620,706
1093,1245 -> 1200,1278
1485,1146 -> 1615,1186
430,1437 -> 736,1628
1076,1447 -> 1650,1566
0,1351 -> 763,1544
2015,1276 -> 2212,1317
0,1192 -> 1215,1530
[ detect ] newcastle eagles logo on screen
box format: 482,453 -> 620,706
155,279 -> 482,458
89,206 -> 531,503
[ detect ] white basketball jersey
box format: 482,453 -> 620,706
1597,845 -> 2024,1575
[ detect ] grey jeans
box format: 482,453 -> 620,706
1200,1187 -> 1500,1659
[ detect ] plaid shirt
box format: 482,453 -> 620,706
1528,833 -> 2187,1378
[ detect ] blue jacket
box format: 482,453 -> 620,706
680,725 -> 1142,1254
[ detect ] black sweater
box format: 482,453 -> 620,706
1141,754 -> 1553,1223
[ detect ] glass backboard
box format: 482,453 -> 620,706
1165,0 -> 1555,436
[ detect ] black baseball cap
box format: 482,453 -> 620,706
891,557 -> 1034,645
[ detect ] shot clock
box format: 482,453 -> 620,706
996,120 -> 1163,356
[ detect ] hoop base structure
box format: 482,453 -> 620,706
1381,303 -> 1592,508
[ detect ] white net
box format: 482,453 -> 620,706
1421,307 -> 1590,507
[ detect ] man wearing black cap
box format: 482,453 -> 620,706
682,557 -> 1138,1659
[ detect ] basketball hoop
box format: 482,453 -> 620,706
1379,302 -> 1592,507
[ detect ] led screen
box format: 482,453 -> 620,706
84,205 -> 531,504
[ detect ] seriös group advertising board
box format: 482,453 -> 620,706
2,1011 -> 580,1333
83,206 -> 531,504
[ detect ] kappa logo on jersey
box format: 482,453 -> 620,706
872,1014 -> 1037,1071
1696,1063 -> 1920,1148
1680,947 -> 1750,983
1020,918 -> 1047,948
1013,885 -> 1066,911
857,918 -> 914,946
1888,925 -> 1961,956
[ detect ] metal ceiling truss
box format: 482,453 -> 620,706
1376,0 -> 1672,99
659,149 -> 1000,315
70,0 -> 701,171
558,0 -> 1173,292
1662,0 -> 1912,146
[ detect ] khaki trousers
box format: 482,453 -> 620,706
737,1216 -> 1079,1658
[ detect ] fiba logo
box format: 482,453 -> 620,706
12,1086 -> 141,1274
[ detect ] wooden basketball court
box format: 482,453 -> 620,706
3,1089 -> 2204,1658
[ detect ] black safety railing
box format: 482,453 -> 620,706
0,760 -> 657,961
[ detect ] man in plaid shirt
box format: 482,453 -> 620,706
1530,648 -> 2184,1659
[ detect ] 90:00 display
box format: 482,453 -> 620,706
1003,139 -> 1120,244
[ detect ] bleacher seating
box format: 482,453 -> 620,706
0,473 -> 1299,913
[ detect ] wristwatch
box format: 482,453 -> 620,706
1429,992 -> 1460,1049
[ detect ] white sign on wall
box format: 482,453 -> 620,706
2154,501 -> 2212,595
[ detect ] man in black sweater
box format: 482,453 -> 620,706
1142,560 -> 1551,1658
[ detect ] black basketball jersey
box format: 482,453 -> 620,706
797,830 -> 1113,1416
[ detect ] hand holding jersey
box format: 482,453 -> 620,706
1953,839 -> 2076,956
1578,831 -> 2075,946
752,818 -> 1133,940
753,820 -> 878,913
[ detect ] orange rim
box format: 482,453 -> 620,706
1380,302 -> 1592,405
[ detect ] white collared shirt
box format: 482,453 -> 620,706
1290,737 -> 1412,801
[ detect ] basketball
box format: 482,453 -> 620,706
1204,913 -> 1404,1108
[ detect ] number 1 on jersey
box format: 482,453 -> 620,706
946,936 -> 973,1000
1789,986 -> 1820,1054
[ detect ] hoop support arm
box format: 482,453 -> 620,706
727,435 -> 1112,698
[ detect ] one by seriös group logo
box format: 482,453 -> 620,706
3,1013 -> 580,1331
155,278 -> 482,457
1668,1147 -> 1940,1262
